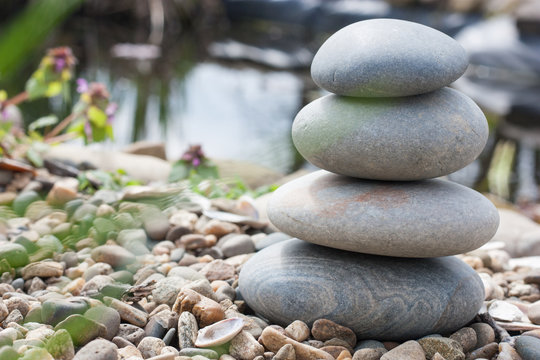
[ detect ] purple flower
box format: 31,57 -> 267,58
192,158 -> 201,167
76,79 -> 89,93
105,102 -> 117,123
54,58 -> 66,72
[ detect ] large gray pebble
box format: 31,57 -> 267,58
239,239 -> 484,341
515,335 -> 540,360
73,339 -> 118,360
268,171 -> 499,257
292,88 -> 487,181
311,19 -> 468,97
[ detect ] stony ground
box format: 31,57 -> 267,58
1,163 -> 540,360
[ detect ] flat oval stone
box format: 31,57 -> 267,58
292,88 -> 488,181
268,171 -> 499,257
239,239 -> 484,341
311,19 -> 468,97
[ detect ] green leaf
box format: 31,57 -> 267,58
105,124 -> 114,140
195,164 -> 219,179
29,115 -> 58,132
26,147 -> 43,167
45,81 -> 62,97
168,161 -> 190,182
88,106 -> 107,127
25,77 -> 48,99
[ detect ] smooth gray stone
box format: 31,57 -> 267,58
515,335 -> 540,360
239,239 -> 484,341
292,88 -> 488,181
311,19 -> 468,97
268,171 -> 499,257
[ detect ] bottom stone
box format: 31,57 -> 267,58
239,239 -> 484,341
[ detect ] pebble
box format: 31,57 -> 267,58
0,243 -> 29,268
515,336 -> 540,360
254,232 -> 291,251
311,319 -> 356,348
259,326 -> 333,360
229,330 -> 265,360
352,348 -> 387,360
284,320 -> 310,342
41,298 -> 89,326
196,317 -> 244,347
466,342 -> 500,360
172,289 -> 224,327
84,306 -> 121,340
21,261 -> 64,279
54,314 -> 106,346
219,234 -> 255,257
268,172 -> 499,257
199,260 -> 235,282
104,296 -> 148,327
311,19 -> 467,97
73,339 -> 118,360
449,327 -> 477,353
470,323 -> 496,349
240,239 -> 484,340
489,301 -> 526,322
417,336 -> 464,360
152,276 -> 188,306
528,301 -> 540,325
380,340 -> 425,360
91,245 -> 136,268
178,311 -> 198,349
137,336 -> 165,358
273,344 -> 295,360
178,348 -> 219,359
116,324 -> 146,346
293,89 -> 487,181
497,342 -> 521,360
45,329 -> 75,360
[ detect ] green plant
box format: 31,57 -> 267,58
0,46 -> 117,162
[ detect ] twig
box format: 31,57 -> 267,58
44,111 -> 79,140
44,131 -> 78,144
1,91 -> 28,109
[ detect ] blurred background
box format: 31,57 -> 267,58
0,0 -> 539,203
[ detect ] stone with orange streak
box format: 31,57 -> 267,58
172,288 -> 224,327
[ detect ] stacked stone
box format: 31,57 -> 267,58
239,19 -> 500,341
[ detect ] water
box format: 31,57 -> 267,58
92,62 -> 303,174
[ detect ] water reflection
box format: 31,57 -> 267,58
94,62 -> 303,174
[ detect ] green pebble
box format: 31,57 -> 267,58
45,329 -> 74,360
12,191 -> 40,217
24,306 -> 42,324
12,339 -> 45,351
36,235 -> 63,254
71,203 -> 97,223
109,270 -> 134,284
51,223 -> 71,240
18,347 -> 52,360
178,348 -> 219,359
54,314 -> 105,347
64,199 -> 83,218
98,283 -> 131,300
0,346 -> 20,360
0,243 -> 29,268
0,333 -> 14,347
13,236 -> 39,254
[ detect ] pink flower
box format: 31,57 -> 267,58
76,79 -> 89,93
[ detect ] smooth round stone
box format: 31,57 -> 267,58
239,239 -> 484,341
268,171 -> 499,257
311,19 -> 468,97
292,88 -> 488,181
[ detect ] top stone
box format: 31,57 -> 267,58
311,19 -> 468,97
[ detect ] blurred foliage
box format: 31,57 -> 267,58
0,0 -> 84,80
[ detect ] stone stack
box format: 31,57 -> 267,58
239,19 -> 500,341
